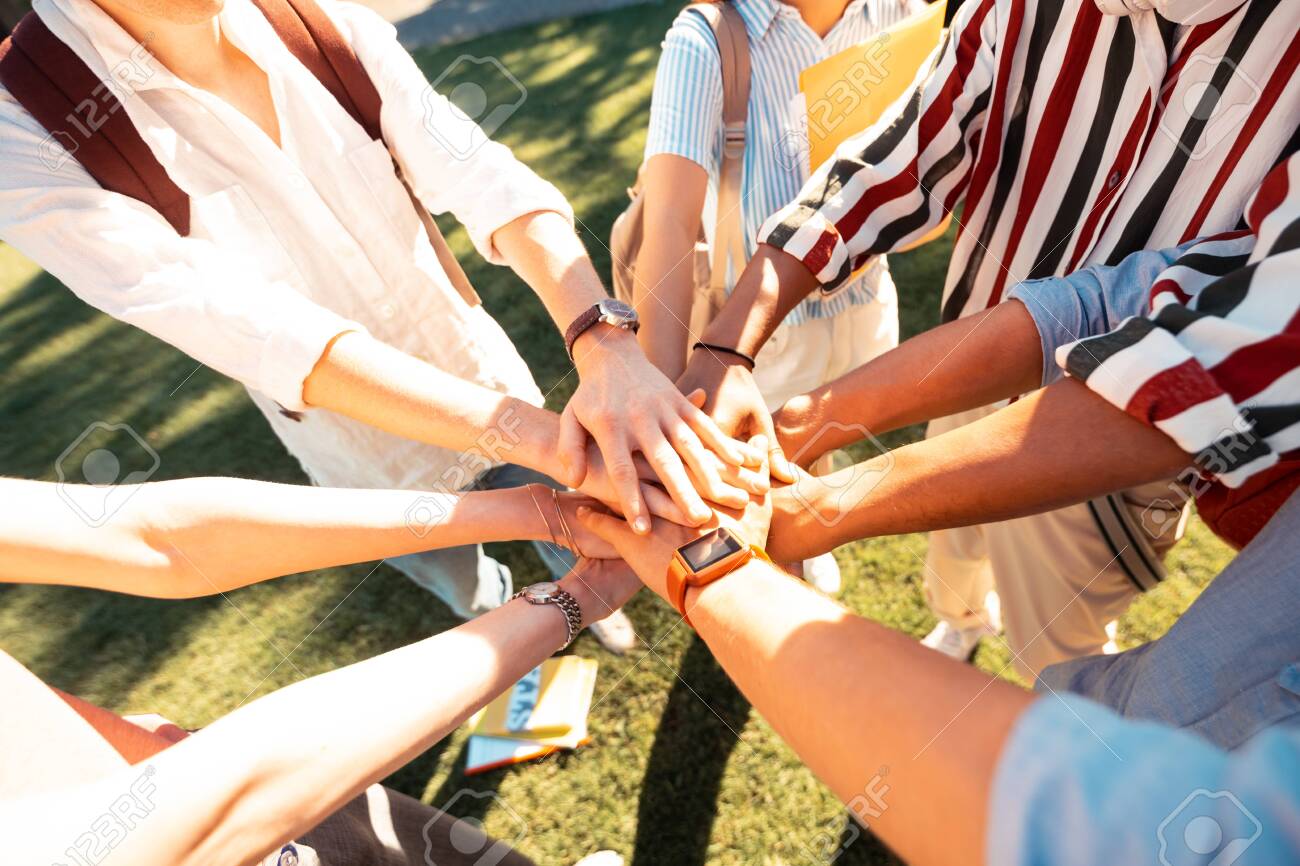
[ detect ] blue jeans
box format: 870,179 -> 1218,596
387,464 -> 575,619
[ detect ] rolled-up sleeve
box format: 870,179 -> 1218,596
0,93 -> 363,412
991,694 -> 1300,866
1008,243 -> 1192,387
1054,154 -> 1300,491
333,1 -> 574,265
758,0 -> 999,291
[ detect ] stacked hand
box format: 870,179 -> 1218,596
563,329 -> 770,531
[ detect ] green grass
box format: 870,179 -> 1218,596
0,3 -> 1235,864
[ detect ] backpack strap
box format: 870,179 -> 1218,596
0,13 -> 191,234
0,2 -> 479,306
251,0 -> 480,306
689,2 -> 751,299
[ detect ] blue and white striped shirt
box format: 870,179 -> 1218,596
645,0 -> 924,325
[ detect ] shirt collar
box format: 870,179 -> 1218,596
1092,0 -> 1248,24
732,0 -> 880,44
33,0 -> 275,94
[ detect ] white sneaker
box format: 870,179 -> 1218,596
804,552 -> 842,595
587,608 -> 637,654
573,853 -> 623,866
921,620 -> 989,662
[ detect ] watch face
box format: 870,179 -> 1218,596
598,299 -> 638,327
679,528 -> 745,572
523,583 -> 560,601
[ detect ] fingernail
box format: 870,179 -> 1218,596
577,506 -> 592,518
635,516 -> 651,533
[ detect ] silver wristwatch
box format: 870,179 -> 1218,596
513,582 -> 583,649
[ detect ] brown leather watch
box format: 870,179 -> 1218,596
564,299 -> 639,360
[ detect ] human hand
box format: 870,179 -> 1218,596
771,391 -> 825,470
576,442 -> 772,602
550,490 -> 620,559
562,329 -> 765,533
677,348 -> 796,483
561,557 -> 644,629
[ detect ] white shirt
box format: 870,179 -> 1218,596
0,0 -> 572,491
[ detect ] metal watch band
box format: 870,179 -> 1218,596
513,585 -> 583,649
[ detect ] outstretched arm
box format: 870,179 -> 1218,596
576,506 -> 1034,866
775,300 -> 1043,464
0,559 -> 641,866
766,378 -> 1191,562
0,475 -> 614,598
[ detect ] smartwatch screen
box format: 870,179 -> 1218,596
680,529 -> 744,572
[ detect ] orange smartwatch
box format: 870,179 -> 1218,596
666,527 -> 770,626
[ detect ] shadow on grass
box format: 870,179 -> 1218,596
631,636 -> 750,866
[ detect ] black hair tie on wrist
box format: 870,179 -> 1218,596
692,341 -> 757,371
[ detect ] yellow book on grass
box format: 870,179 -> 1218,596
469,656 -> 598,740
798,0 -> 949,254
465,657 -> 598,775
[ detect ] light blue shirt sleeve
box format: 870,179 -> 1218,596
644,11 -> 723,172
1006,242 -> 1198,387
990,694 -> 1300,866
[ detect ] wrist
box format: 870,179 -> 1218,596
572,323 -> 639,372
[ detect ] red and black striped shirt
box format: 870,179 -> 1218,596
759,0 -> 1299,325
1059,153 -> 1300,547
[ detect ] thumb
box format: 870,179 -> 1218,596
757,409 -> 796,484
557,403 -> 589,488
576,505 -> 638,557
685,387 -> 708,409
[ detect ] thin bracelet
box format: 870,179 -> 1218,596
526,484 -> 560,549
551,488 -> 585,559
692,341 -> 756,371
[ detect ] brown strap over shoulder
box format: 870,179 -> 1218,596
687,2 -> 751,300
251,0 -> 480,305
0,1 -> 480,306
0,14 -> 191,234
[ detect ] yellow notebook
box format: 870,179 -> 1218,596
465,657 -> 598,775
798,0 -> 949,252
469,656 -> 598,740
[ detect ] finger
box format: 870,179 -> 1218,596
709,448 -> 770,496
681,398 -> 758,468
576,505 -> 640,557
640,483 -> 691,525
557,404 -> 589,488
666,421 -> 749,509
639,428 -> 712,525
593,430 -> 650,535
685,388 -> 708,409
756,409 -> 796,483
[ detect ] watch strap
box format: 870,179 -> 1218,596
513,585 -> 583,648
563,305 -> 605,360
668,543 -> 767,627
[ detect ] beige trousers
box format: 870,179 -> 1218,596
751,277 -> 899,412
924,406 -> 1184,679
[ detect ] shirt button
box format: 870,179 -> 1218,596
1107,171 -> 1122,189
380,303 -> 397,319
